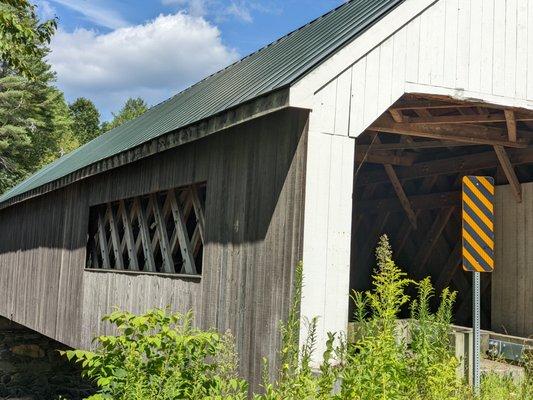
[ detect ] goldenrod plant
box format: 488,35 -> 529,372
66,236 -> 532,399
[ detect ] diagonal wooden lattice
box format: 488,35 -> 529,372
87,184 -> 206,275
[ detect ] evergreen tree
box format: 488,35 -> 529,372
0,48 -> 77,194
69,97 -> 101,145
102,97 -> 148,132
0,0 -> 56,78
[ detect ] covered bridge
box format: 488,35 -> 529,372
0,0 -> 532,386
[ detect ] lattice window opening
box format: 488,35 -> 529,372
86,183 -> 206,275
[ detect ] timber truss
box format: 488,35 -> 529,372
353,93 -> 533,326
86,183 -> 206,275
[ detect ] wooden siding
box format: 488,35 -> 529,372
298,0 -> 533,361
0,108 -> 309,388
306,0 -> 533,140
493,182 -> 533,338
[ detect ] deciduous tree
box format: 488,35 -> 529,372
70,97 -> 101,145
101,97 -> 148,133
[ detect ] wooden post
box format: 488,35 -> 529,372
494,145 -> 522,203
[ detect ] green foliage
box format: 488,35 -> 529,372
0,0 -> 56,78
63,309 -> 247,400
69,97 -> 101,145
67,237 -> 531,400
408,279 -> 463,400
339,235 -> 414,400
101,97 -> 148,133
0,46 -> 78,193
256,262 -> 339,400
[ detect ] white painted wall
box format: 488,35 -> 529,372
295,0 -> 533,363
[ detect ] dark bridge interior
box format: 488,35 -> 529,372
350,93 -> 533,331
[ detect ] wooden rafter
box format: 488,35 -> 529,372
413,207 -> 455,276
504,110 -> 517,142
493,145 -> 522,202
370,115 -> 529,148
356,147 -> 533,187
393,175 -> 438,254
355,149 -> 417,166
390,100 -> 469,111
356,140 -> 477,152
389,109 -> 404,122
357,190 -> 460,213
373,136 -> 417,228
435,241 -> 462,290
383,164 -> 417,229
405,112 -> 533,125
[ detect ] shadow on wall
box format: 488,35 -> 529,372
0,108 -> 310,255
0,316 -> 95,399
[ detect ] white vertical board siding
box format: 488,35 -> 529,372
298,0 -> 533,357
493,183 -> 533,338
300,77 -> 356,363
296,0 -> 533,137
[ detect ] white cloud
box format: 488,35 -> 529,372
161,0 -> 277,23
162,0 -> 207,17
49,0 -> 128,29
48,13 -> 239,119
34,0 -> 57,20
226,2 -> 252,23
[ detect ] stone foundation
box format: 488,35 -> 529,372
0,317 -> 94,399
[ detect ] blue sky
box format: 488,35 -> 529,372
33,0 -> 344,120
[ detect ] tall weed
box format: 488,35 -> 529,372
66,235 -> 531,400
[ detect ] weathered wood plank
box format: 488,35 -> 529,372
168,190 -> 196,275
190,185 -> 205,242
118,200 -> 139,270
97,211 -> 111,269
150,193 -> 174,273
383,164 -> 417,228
370,115 -> 529,148
135,198 -> 156,272
106,204 -> 124,270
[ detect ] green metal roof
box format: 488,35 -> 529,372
0,0 -> 404,207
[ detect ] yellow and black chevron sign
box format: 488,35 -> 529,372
462,176 -> 495,272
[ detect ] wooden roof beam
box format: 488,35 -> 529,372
384,163 -> 417,229
357,190 -> 460,213
356,139 -> 477,151
413,206 -> 456,276
504,110 -> 517,142
405,112 -> 533,125
373,137 -> 417,228
493,145 -> 522,203
369,115 -> 529,148
355,147 -> 533,187
389,109 -> 404,122
355,149 -> 417,166
391,100 -> 469,111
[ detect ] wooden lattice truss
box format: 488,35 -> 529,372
353,94 -> 533,325
87,184 -> 206,275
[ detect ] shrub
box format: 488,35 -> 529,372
66,235 -> 531,400
63,309 -> 247,400
256,262 -> 337,400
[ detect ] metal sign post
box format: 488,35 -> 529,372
461,176 -> 495,395
472,271 -> 481,392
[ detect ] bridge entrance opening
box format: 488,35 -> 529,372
350,93 -> 533,336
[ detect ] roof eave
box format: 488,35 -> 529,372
0,87 -> 291,211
